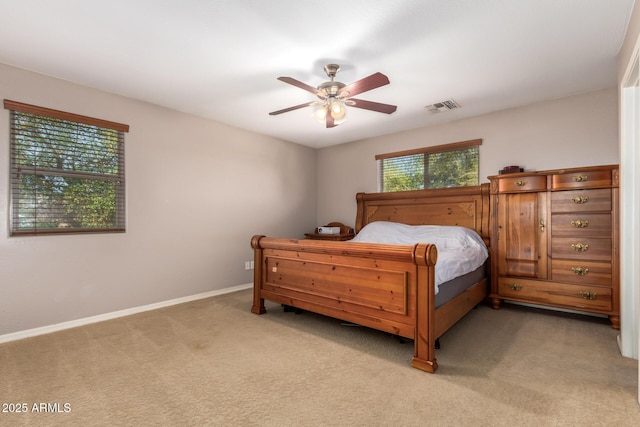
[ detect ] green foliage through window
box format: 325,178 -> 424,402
378,143 -> 479,192
8,103 -> 127,235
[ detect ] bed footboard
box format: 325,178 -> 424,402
251,235 -> 439,373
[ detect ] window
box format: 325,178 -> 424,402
376,139 -> 481,192
4,100 -> 129,235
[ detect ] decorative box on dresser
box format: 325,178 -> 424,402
488,165 -> 619,329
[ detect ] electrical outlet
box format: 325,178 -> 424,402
244,260 -> 255,270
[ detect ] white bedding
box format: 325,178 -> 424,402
350,221 -> 488,292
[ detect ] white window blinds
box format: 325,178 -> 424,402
5,100 -> 129,235
376,139 -> 481,192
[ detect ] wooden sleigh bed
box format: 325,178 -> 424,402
251,184 -> 490,373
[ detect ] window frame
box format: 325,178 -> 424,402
4,99 -> 129,236
376,139 -> 481,192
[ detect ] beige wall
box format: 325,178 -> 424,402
0,63 -> 317,336
317,88 -> 619,226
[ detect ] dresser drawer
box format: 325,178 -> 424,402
550,189 -> 611,213
497,175 -> 547,193
551,213 -> 612,237
551,237 -> 611,261
552,169 -> 612,190
497,277 -> 612,311
551,259 -> 612,286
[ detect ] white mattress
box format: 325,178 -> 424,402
350,221 -> 489,293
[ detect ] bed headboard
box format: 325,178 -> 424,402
355,184 -> 490,245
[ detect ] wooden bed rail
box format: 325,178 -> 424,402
251,235 -> 437,263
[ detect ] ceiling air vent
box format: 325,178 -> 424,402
425,99 -> 461,113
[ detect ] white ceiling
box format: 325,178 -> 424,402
0,0 -> 635,149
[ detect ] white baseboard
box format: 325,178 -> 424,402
0,283 -> 253,345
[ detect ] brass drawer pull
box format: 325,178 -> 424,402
571,219 -> 589,228
539,219 -> 545,232
571,267 -> 590,276
515,180 -> 526,187
571,195 -> 589,204
573,175 -> 589,182
579,291 -> 597,300
571,242 -> 589,252
508,283 -> 522,291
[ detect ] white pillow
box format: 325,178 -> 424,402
351,221 -> 486,249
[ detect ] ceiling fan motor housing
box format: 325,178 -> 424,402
317,80 -> 346,98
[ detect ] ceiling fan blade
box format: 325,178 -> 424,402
348,98 -> 397,114
339,72 -> 390,97
326,114 -> 336,128
269,101 -> 316,115
277,76 -> 319,95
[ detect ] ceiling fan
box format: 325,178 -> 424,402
269,64 -> 397,128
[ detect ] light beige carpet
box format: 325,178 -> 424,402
0,288 -> 638,426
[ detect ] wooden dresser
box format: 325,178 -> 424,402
488,165 -> 619,329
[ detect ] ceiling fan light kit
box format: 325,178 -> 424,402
270,63 -> 397,128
